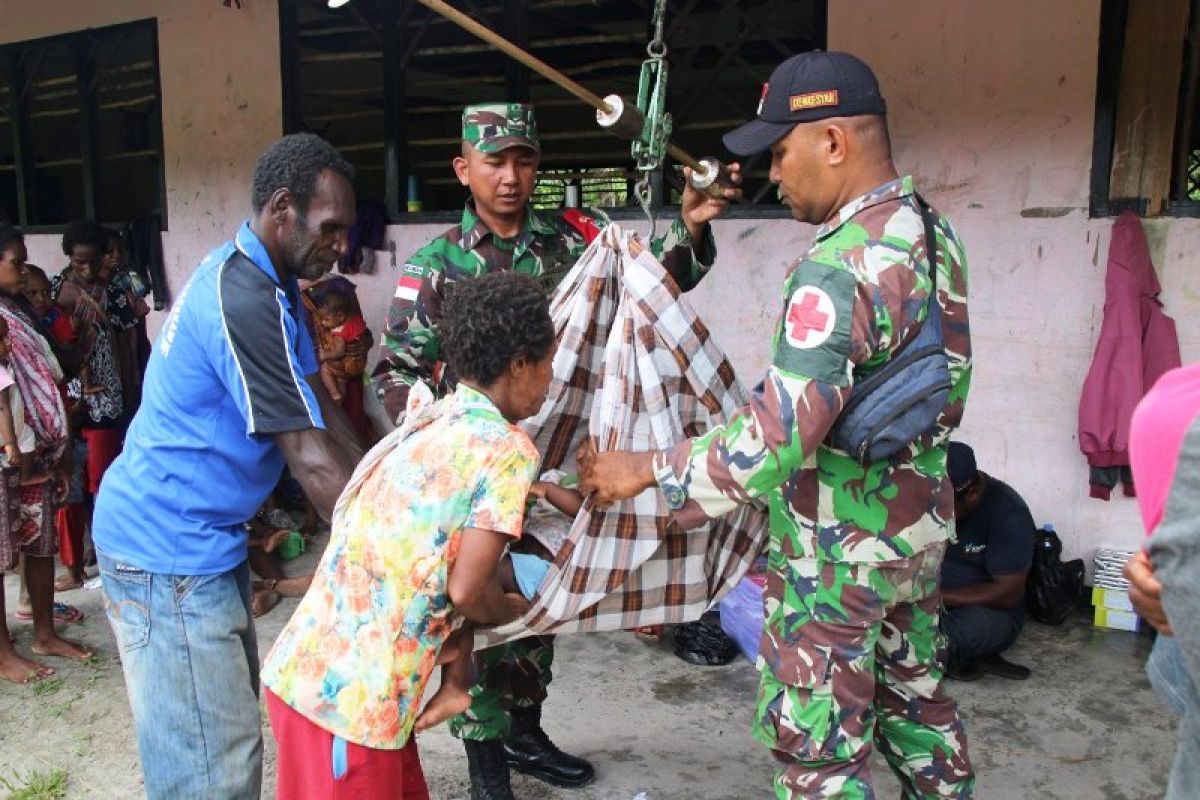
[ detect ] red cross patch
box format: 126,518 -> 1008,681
784,285 -> 836,350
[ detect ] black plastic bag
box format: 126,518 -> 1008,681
1025,525 -> 1086,625
672,617 -> 740,666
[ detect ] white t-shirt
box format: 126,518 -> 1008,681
0,362 -> 37,461
523,469 -> 579,556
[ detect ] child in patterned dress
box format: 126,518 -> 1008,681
313,290 -> 369,402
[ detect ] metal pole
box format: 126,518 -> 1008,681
415,0 -> 708,174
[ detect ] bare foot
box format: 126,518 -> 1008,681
54,574 -> 83,592
0,651 -> 55,684
414,684 -> 473,732
261,529 -> 291,553
31,634 -> 93,661
252,589 -> 281,618
274,575 -> 312,597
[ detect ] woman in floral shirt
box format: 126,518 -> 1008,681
262,272 -> 556,799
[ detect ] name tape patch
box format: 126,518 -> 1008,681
789,90 -> 839,112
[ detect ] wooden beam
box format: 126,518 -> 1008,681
3,53 -> 34,225
1108,0 -> 1191,215
74,32 -> 99,219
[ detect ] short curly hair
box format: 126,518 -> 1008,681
0,225 -> 23,257
251,133 -> 355,214
61,219 -> 108,257
442,272 -> 554,387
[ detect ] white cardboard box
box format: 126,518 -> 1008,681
1092,586 -> 1135,612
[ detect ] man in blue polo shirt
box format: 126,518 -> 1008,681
93,133 -> 365,799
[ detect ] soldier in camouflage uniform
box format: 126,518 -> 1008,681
370,102 -> 741,799
580,52 -> 975,799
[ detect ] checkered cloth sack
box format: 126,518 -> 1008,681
480,223 -> 768,646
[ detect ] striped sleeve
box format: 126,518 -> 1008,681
215,256 -> 324,435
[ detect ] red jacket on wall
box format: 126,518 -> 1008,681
1078,212 -> 1181,499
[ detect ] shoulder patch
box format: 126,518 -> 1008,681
773,259 -> 856,386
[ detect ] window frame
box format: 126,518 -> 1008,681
1090,0 -> 1200,218
278,0 -> 816,224
0,18 -> 167,233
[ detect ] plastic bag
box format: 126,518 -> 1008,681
719,574 -> 767,662
1025,524 -> 1085,625
672,617 -> 740,666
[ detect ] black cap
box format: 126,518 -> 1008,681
722,51 -> 887,156
947,442 -> 978,494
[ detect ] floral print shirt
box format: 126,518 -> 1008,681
260,384 -> 538,749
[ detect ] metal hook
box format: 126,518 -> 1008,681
635,175 -> 656,241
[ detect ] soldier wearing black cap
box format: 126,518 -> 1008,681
579,51 -> 975,796
942,441 -> 1035,682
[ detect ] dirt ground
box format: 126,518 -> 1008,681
0,542 -> 1177,799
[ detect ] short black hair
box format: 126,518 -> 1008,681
24,264 -> 48,285
0,225 -> 23,256
105,228 -> 125,252
316,290 -> 353,316
251,133 -> 355,214
61,219 -> 109,257
443,272 -> 554,386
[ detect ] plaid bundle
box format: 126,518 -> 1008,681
481,224 -> 768,646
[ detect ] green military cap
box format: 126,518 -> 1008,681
462,102 -> 541,154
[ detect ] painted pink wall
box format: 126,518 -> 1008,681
9,0 -> 1200,563
8,1 -> 283,302
825,0 -> 1200,563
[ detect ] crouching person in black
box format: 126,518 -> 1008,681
941,441 -> 1036,681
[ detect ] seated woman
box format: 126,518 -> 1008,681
244,502 -> 314,617
261,272 -> 554,799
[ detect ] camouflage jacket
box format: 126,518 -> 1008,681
371,200 -> 716,422
655,176 -> 972,563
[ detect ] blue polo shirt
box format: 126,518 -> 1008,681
93,222 -> 324,575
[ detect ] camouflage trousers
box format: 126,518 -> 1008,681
754,543 -> 974,799
449,635 -> 555,741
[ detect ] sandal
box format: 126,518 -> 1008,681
12,602 -> 85,625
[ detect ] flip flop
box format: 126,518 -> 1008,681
12,602 -> 85,625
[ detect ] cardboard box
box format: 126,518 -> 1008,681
1094,606 -> 1141,632
1092,586 -> 1134,612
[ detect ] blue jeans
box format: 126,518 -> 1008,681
942,603 -> 1024,667
1148,635 -> 1200,800
98,549 -> 262,800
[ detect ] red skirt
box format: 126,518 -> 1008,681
265,688 -> 430,800
81,427 -> 122,494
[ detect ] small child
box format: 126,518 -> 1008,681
24,265 -> 74,352
28,263 -> 97,398
0,318 -> 41,486
313,291 -> 369,401
261,272 -> 556,798
523,469 -> 585,558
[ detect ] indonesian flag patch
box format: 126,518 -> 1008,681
396,273 -> 421,302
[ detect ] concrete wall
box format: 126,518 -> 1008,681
9,0 -> 1200,563
7,1 -> 283,297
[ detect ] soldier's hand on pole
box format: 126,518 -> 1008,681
681,162 -> 743,242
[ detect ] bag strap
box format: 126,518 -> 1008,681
914,192 -> 939,294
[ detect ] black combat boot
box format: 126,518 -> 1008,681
464,739 -> 516,800
504,704 -> 595,788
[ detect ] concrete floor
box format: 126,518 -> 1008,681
0,553 -> 1177,800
